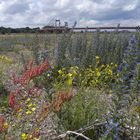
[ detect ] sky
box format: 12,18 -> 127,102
0,0 -> 139,28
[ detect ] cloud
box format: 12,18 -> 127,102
0,0 -> 139,27
4,1 -> 29,14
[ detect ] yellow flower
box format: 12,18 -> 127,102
96,71 -> 101,77
108,69 -> 112,75
95,56 -> 100,59
105,76 -> 108,79
21,133 -> 28,140
17,114 -> 22,119
27,103 -> 33,107
3,122 -> 8,129
75,66 -> 79,69
0,55 -> 12,63
70,66 -> 74,70
117,73 -> 119,76
101,64 -> 105,68
106,64 -> 110,68
95,68 -> 99,72
62,68 -> 65,71
17,108 -> 22,113
67,73 -> 72,77
115,64 -> 118,67
95,80 -> 99,83
12,124 -> 16,127
58,70 -> 63,75
31,107 -> 36,112
26,110 -> 32,115
26,98 -> 31,103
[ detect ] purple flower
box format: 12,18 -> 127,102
118,64 -> 122,72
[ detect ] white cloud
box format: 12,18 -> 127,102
54,0 -> 70,9
0,0 -> 139,27
122,0 -> 138,11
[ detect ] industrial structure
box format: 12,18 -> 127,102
40,19 -> 140,33
40,19 -> 71,33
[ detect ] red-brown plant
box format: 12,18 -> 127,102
0,115 -> 8,133
5,59 -> 75,139
9,59 -> 50,109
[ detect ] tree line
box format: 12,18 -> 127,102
0,27 -> 40,34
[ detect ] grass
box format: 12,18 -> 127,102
0,31 -> 139,140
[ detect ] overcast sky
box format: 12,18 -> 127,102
0,0 -> 139,27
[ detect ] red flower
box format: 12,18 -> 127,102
9,59 -> 50,109
9,93 -> 16,108
12,59 -> 50,85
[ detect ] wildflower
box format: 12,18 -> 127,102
58,70 -> 63,75
27,103 -> 33,108
96,71 -> 101,77
75,66 -> 79,69
115,64 -> 118,67
26,110 -> 32,115
33,128 -> 40,138
12,124 -> 16,127
0,55 -> 12,63
13,59 -> 50,85
105,76 -> 108,79
31,107 -> 36,112
117,73 -> 119,77
95,68 -> 99,72
108,69 -> 112,75
21,133 -> 28,140
26,98 -> 31,103
96,56 -> 100,59
17,108 -> 22,113
101,64 -> 105,68
9,93 -> 16,108
3,122 -> 8,129
118,64 -> 122,72
95,80 -> 99,83
106,64 -> 110,68
17,114 -> 22,119
67,73 -> 72,77
70,66 -> 74,70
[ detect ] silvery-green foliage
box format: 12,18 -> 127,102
119,34 -> 139,86
54,30 -> 131,68
107,34 -> 140,140
67,32 -> 88,67
86,29 -> 100,66
55,34 -> 68,67
31,34 -> 40,64
0,38 -> 14,52
37,49 -> 49,63
44,34 -> 51,49
20,52 -> 26,66
57,88 -> 109,139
